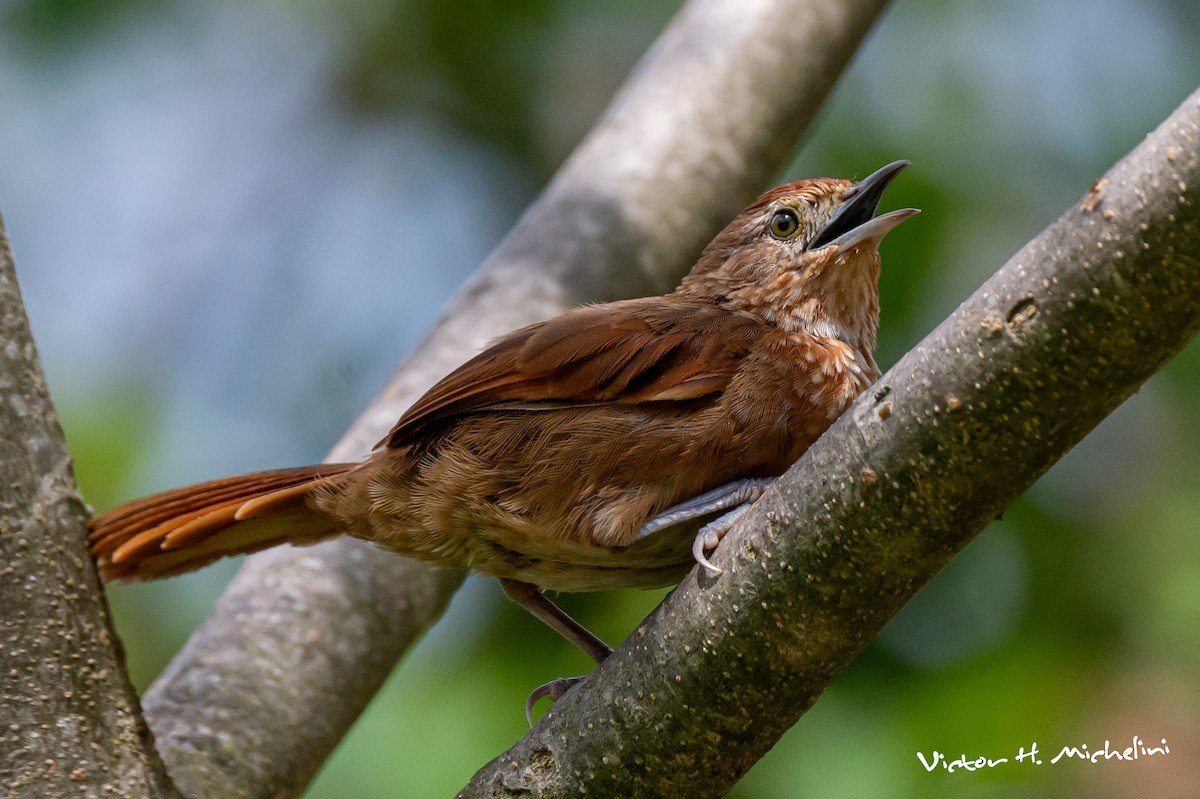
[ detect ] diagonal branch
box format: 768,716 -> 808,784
458,89 -> 1200,798
0,220 -> 179,797
136,1 -> 893,796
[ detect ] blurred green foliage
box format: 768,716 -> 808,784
58,388 -> 158,513
6,0 -> 154,44
8,0 -> 1200,796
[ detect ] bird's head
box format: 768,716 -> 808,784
678,161 -> 918,354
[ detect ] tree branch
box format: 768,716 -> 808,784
458,89 -> 1200,797
136,0 -> 892,796
0,219 -> 179,797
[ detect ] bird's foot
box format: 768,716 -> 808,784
525,676 -> 586,724
637,477 -> 777,575
691,505 -> 754,575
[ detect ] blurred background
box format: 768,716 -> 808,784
2,0 -> 1199,796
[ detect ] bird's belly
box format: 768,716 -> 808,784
464,515 -> 702,592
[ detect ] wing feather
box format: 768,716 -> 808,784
382,299 -> 761,448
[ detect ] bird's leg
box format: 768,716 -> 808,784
636,477 -> 776,574
500,578 -> 613,662
505,480 -> 775,719
500,577 -> 614,722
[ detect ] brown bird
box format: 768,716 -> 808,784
89,161 -> 917,713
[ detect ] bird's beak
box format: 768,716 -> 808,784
808,160 -> 920,252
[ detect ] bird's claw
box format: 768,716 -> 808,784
525,676 -> 586,724
692,526 -> 724,575
691,504 -> 755,575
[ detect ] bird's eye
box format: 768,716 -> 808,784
768,209 -> 800,240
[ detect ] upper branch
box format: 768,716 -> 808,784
137,1 -> 892,796
459,89 -> 1200,798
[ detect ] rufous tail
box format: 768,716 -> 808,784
88,463 -> 356,581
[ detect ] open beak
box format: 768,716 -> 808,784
808,160 -> 920,252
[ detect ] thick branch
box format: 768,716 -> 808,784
137,0 -> 891,796
459,90 -> 1200,797
0,220 -> 179,797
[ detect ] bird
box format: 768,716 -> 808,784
88,161 -> 917,714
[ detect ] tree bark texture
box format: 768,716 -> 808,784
458,88 -> 1200,798
0,220 -> 179,798
136,1 -> 893,796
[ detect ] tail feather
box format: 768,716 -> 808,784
89,464 -> 355,582
88,467 -> 340,546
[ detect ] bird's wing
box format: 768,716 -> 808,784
381,299 -> 761,448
